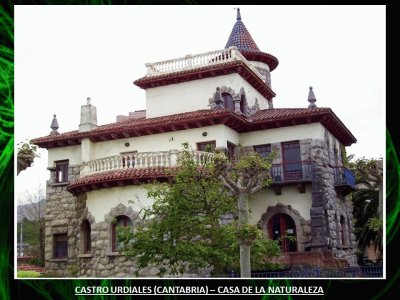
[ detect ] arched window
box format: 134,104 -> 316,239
111,215 -> 133,252
240,95 -> 246,115
81,219 -> 91,254
340,215 -> 347,246
222,93 -> 234,111
268,213 -> 297,252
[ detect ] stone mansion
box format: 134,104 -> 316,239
32,9 -> 357,277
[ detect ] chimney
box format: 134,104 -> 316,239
79,97 -> 98,132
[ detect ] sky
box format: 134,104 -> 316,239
14,5 -> 386,202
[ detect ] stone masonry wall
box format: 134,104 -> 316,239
309,135 -> 357,266
44,164 -> 81,276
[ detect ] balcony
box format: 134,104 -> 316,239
80,150 -> 212,177
144,46 -> 265,81
333,166 -> 356,195
270,161 -> 313,194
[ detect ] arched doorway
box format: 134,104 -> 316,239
268,213 -> 297,252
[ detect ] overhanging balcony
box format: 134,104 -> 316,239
68,150 -> 213,195
80,150 -> 212,177
333,166 -> 355,195
270,161 -> 313,194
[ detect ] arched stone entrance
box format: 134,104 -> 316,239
268,213 -> 297,252
258,203 -> 310,252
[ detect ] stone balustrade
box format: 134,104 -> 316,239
80,150 -> 213,177
144,46 -> 264,81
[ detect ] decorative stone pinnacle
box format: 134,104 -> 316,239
213,87 -> 224,108
236,8 -> 241,21
308,86 -> 317,108
50,114 -> 60,136
87,97 -> 91,105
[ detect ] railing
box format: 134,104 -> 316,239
144,46 -> 265,81
271,161 -> 313,183
221,265 -> 383,278
80,150 -> 213,177
333,166 -> 356,187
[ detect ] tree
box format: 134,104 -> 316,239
349,157 -> 383,261
17,186 -> 46,264
17,141 -> 40,175
118,144 -> 280,277
213,147 -> 274,277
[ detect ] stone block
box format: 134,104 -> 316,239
310,207 -> 324,216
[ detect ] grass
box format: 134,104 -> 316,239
17,270 -> 41,278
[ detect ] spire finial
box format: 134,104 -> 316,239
236,8 -> 241,21
308,86 -> 317,108
87,97 -> 91,105
50,114 -> 60,136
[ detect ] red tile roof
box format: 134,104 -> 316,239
247,107 -> 330,122
224,9 -> 279,71
32,107 -> 356,149
67,167 -> 175,195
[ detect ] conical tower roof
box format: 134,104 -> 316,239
225,8 -> 261,52
225,8 -> 279,71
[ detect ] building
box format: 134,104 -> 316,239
31,9 -> 357,277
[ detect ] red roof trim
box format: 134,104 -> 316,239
67,167 -> 175,196
241,51 -> 279,71
31,108 -> 356,149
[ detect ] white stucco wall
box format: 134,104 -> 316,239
92,125 -> 240,159
146,73 -> 268,118
47,145 -> 82,166
241,123 -> 325,146
249,61 -> 270,72
86,182 -> 312,226
249,185 -> 312,225
86,185 -> 152,222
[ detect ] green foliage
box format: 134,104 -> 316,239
250,237 -> 282,271
235,224 -> 259,245
17,271 -> 41,278
17,220 -> 40,246
17,141 -> 39,158
349,156 -> 383,255
28,257 -> 44,267
368,217 -> 383,232
17,140 -> 40,174
118,143 -> 280,276
348,156 -> 381,186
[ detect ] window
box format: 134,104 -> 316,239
81,220 -> 91,254
55,160 -> 69,183
268,213 -> 297,252
340,215 -> 347,246
253,144 -> 272,159
197,141 -> 216,152
240,95 -> 246,115
333,142 -> 339,165
111,215 -> 133,252
53,233 -> 68,259
282,141 -> 302,180
222,93 -> 234,111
